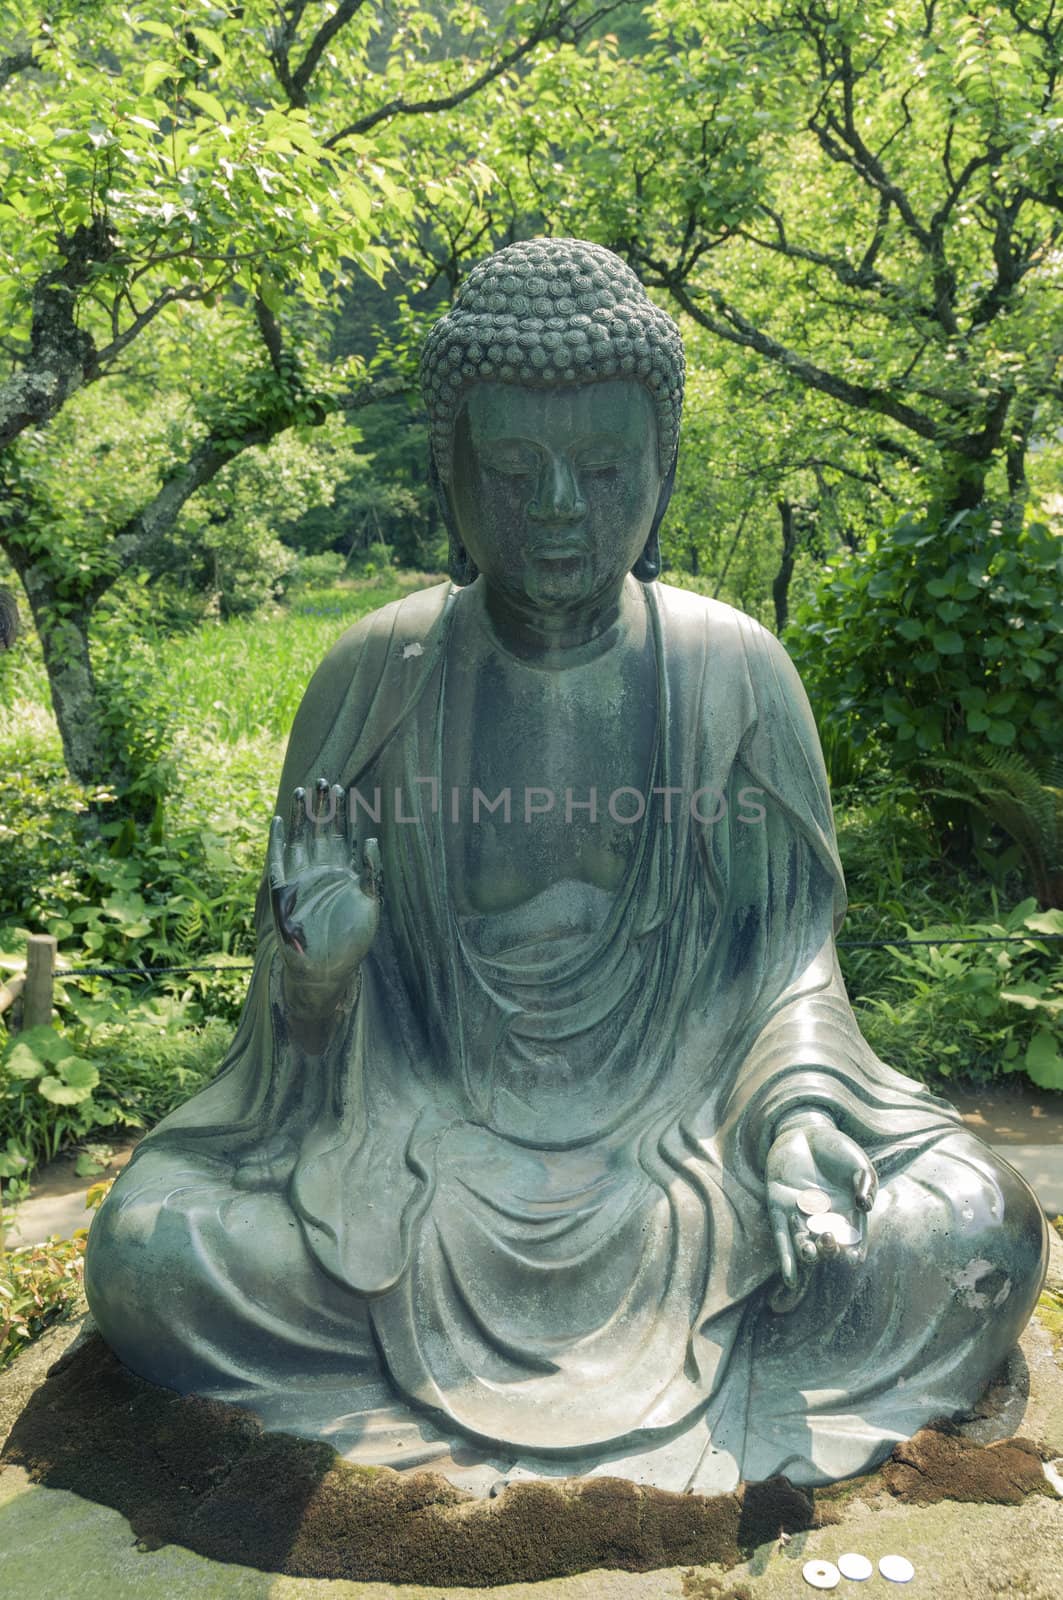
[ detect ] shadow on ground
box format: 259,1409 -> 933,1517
0,1332 -> 1055,1588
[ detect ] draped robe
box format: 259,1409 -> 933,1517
84,578 -> 1049,1494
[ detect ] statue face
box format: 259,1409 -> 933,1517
449,379 -> 663,610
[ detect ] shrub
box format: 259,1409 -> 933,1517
789,507 -> 1062,781
0,1230 -> 88,1371
0,1180 -> 111,1371
0,1000 -> 232,1185
911,748 -> 1063,908
286,551 -> 349,589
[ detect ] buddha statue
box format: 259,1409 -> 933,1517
84,239 -> 1048,1497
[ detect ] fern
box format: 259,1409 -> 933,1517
173,901 -> 204,949
912,749 -> 1063,909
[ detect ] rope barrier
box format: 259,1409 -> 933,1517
44,931 -> 1063,981
52,963 -> 254,978
837,933 -> 1063,950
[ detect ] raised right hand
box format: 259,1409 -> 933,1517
269,778 -> 382,997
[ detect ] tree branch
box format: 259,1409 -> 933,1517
254,295 -> 285,375
0,30 -> 51,91
735,204 -> 916,307
285,0 -> 370,108
325,1 -> 628,147
94,283 -> 212,370
641,257 -> 943,445
0,217 -> 115,449
87,373 -> 414,602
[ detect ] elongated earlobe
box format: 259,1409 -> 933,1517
632,528 -> 661,582
633,449 -> 678,583
447,531 -> 479,587
429,446 -> 479,587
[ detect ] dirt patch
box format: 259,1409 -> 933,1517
0,1336 -> 1053,1586
680,1570 -> 754,1600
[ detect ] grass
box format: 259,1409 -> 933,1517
159,572 -> 440,746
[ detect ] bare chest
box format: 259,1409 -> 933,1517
440,616 -> 657,918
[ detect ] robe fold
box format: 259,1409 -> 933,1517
85,578 -> 1049,1493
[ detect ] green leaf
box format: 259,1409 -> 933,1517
60,1057 -> 100,1091
9,1027 -> 74,1065
38,1074 -> 93,1105
190,26 -> 227,63
184,88 -> 227,123
1025,1028 -> 1063,1090
142,60 -> 177,94
985,718 -> 1017,745
258,269 -> 285,313
3,1042 -> 44,1080
931,630 -> 964,654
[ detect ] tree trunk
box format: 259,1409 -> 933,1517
772,499 -> 798,633
3,544 -> 123,790
938,450 -> 989,517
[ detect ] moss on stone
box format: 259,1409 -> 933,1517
1036,1287 -> 1063,1352
881,1424 -> 1054,1506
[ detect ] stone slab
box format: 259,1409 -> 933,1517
995,1146 -> 1063,1219
3,1187 -> 94,1249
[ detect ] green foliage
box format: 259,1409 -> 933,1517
287,551 -> 350,589
911,748 -> 1063,909
833,782 -> 1063,1089
0,758 -> 261,977
788,506 -> 1063,787
818,720 -> 874,795
0,6 -> 385,340
497,0 -> 1062,538
0,1228 -> 88,1373
1,1 -> 621,807
852,902 -> 1063,1089
0,997 -> 231,1183
92,598 -> 179,811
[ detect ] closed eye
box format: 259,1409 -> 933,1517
478,444 -> 538,476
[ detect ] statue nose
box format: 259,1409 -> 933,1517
527,453 -> 586,524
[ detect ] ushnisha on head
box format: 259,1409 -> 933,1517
420,239 -> 685,586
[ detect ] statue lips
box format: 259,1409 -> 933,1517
528,537 -> 586,560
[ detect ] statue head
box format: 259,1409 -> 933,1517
420,238 -> 684,588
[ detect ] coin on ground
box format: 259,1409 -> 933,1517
796,1187 -> 832,1216
802,1559 -> 840,1589
879,1554 -> 915,1583
838,1552 -> 873,1580
807,1211 -> 861,1247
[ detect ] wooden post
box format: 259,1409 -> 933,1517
22,934 -> 57,1031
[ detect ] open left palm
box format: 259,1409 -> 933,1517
765,1123 -> 878,1290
